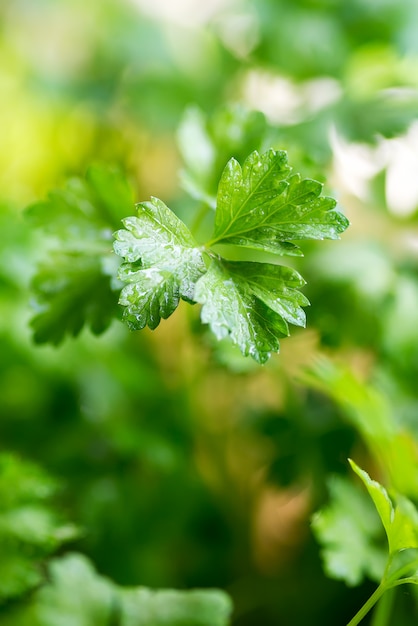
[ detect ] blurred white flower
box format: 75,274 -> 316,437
385,121 -> 418,217
127,0 -> 237,27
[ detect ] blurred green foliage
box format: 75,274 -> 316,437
0,454 -> 78,603
1,0 -> 418,624
2,552 -> 232,626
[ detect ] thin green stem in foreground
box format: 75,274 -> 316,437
346,583 -> 387,626
370,587 -> 395,626
347,556 -> 418,626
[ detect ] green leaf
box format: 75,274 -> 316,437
85,164 -> 136,229
349,461 -> 393,544
350,460 -> 418,556
26,165 -> 134,243
30,253 -> 119,345
194,259 -> 308,364
114,197 -> 206,330
211,149 -> 349,256
390,497 -> 418,557
312,475 -> 386,586
27,165 -> 134,344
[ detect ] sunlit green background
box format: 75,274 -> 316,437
1,0 -> 418,624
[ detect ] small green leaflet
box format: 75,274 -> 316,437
349,460 -> 418,557
313,463 -> 418,591
211,149 -> 349,256
114,197 -> 206,330
194,260 -> 308,364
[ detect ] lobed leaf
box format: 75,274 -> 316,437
312,475 -> 386,586
28,152 -> 347,357
211,149 -> 349,256
30,253 -> 119,345
27,165 -> 133,344
194,259 -> 308,363
350,460 -> 418,556
114,197 -> 206,330
26,165 -> 134,246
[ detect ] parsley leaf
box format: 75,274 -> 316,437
210,149 -> 348,256
30,253 -> 119,345
194,259 -> 308,364
312,475 -> 386,586
27,165 -> 133,344
114,197 -> 206,330
26,165 -> 133,245
28,148 -> 348,361
350,460 -> 418,557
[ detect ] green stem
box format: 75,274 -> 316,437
205,236 -> 220,248
346,583 -> 387,626
370,587 -> 395,626
389,576 -> 418,587
386,557 -> 418,586
349,554 -> 418,626
200,247 -> 222,265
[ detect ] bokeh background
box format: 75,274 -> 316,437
1,0 -> 418,624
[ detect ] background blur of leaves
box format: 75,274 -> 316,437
1,0 -> 418,624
